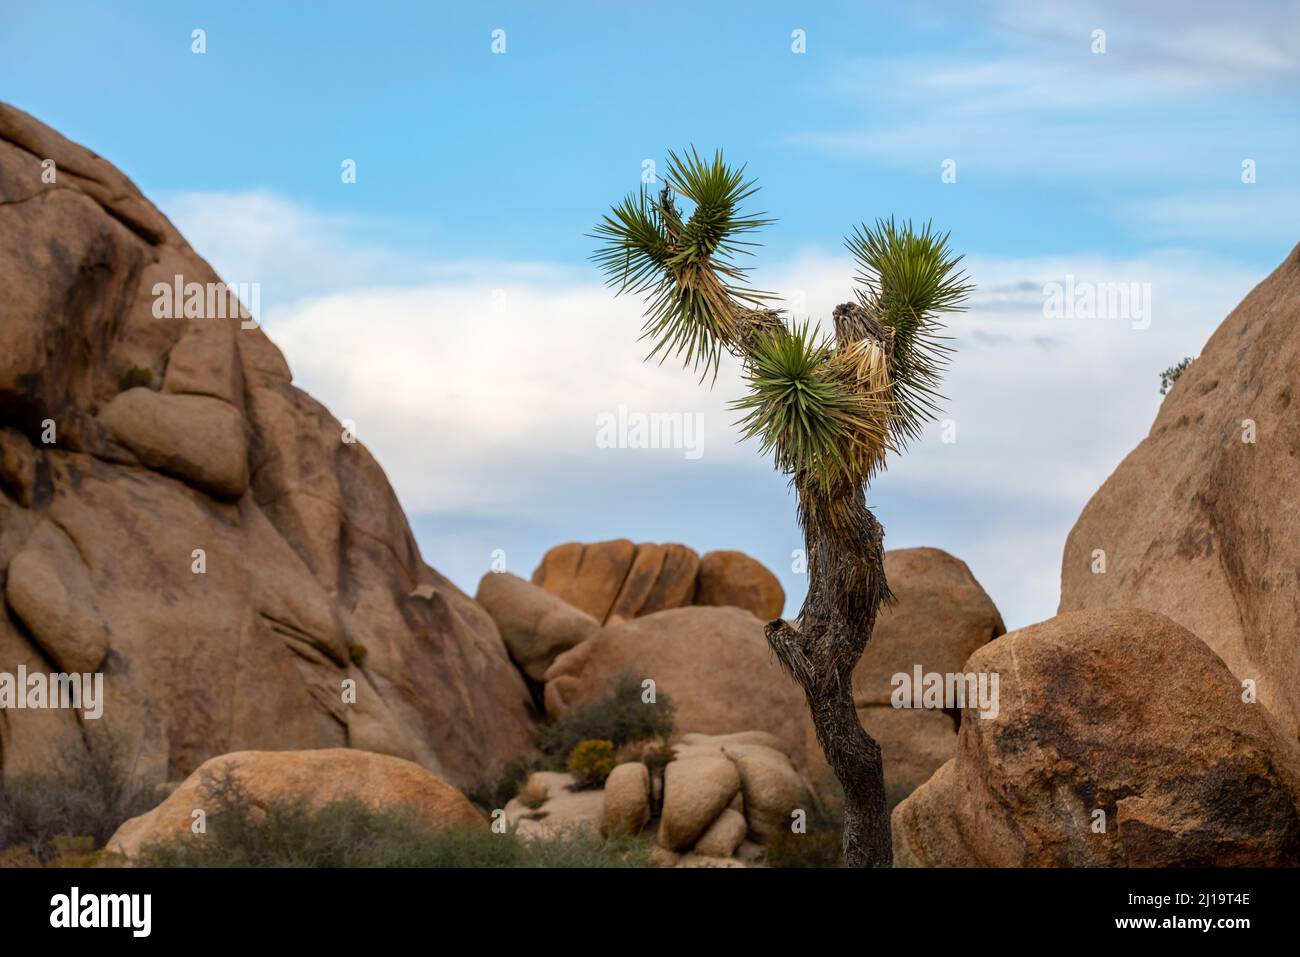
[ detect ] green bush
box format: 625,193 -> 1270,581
1159,356 -> 1195,395
565,739 -> 616,789
539,673 -> 675,763
138,772 -> 656,868
0,736 -> 163,864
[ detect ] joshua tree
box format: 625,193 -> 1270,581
593,149 -> 972,867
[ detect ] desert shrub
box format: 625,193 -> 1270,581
138,773 -> 655,868
565,739 -> 616,789
762,770 -> 845,868
639,739 -> 676,773
613,738 -> 648,765
0,735 -> 163,864
539,673 -> 675,764
612,737 -> 675,766
348,643 -> 368,666
118,365 -> 153,391
466,759 -> 534,813
0,834 -> 110,868
1159,356 -> 1195,395
608,738 -> 650,764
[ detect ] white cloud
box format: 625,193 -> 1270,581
983,0 -> 1300,82
765,247 -> 1258,499
161,189 -> 577,302
161,190 -> 1268,630
260,281 -> 758,514
794,0 -> 1299,179
1131,188 -> 1300,244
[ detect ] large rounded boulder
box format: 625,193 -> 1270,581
892,609 -> 1300,867
107,749 -> 484,859
475,571 -> 600,681
0,102 -> 537,792
1060,243 -> 1300,740
852,547 -> 1005,713
693,549 -> 785,621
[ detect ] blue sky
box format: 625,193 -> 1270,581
4,0 -> 1298,627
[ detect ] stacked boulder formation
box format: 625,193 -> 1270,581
0,102 -> 535,792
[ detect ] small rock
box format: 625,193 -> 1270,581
658,755 -> 740,851
693,808 -> 747,857
720,742 -> 809,843
601,762 -> 650,837
98,388 -> 249,499
476,572 -> 600,681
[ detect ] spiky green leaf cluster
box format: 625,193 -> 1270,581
732,322 -> 885,491
593,151 -> 973,492
846,218 -> 972,446
591,148 -> 774,379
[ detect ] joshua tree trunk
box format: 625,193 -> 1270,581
734,303 -> 895,867
765,478 -> 893,867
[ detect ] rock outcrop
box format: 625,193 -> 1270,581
1060,243 -> 1300,741
536,547 -> 1000,803
892,609 -> 1300,866
530,539 -> 782,623
511,727 -> 809,865
107,748 -> 484,859
543,606 -> 808,768
680,731 -> 809,843
0,102 -> 537,791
